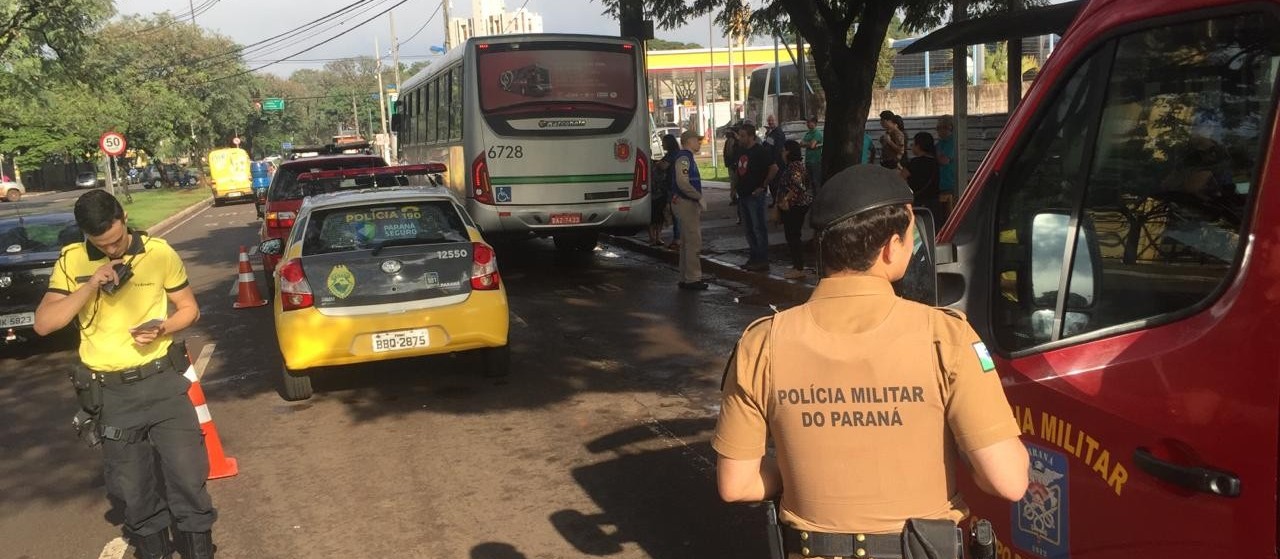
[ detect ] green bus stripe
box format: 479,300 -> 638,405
490,173 -> 633,185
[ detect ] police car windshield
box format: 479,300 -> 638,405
301,201 -> 469,256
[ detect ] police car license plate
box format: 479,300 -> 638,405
550,213 -> 581,225
0,312 -> 34,328
372,329 -> 429,353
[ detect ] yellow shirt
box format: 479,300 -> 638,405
46,233 -> 188,372
713,275 -> 1020,534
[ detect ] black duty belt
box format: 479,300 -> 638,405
784,526 -> 903,558
98,357 -> 175,385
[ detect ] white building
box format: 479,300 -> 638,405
448,0 -> 544,48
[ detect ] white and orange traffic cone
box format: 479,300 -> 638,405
232,245 -> 267,309
183,364 -> 239,480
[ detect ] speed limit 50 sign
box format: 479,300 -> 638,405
99,131 -> 127,157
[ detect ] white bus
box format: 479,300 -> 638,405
394,34 -> 652,251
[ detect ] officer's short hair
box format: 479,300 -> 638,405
680,129 -> 701,145
74,190 -> 125,236
819,204 -> 912,275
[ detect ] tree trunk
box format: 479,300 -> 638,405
803,3 -> 897,182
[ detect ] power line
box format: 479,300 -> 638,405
233,0 -> 396,63
398,0 -> 444,48
181,0 -> 381,70
188,0 -> 411,87
120,0 -> 220,39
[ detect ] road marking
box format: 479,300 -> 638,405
194,343 -> 216,380
511,311 -> 528,328
153,204 -> 213,237
98,537 -> 128,559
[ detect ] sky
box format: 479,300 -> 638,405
113,0 -> 725,79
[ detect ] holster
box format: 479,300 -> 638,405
68,364 -> 103,415
763,501 -> 785,559
969,519 -> 995,559
167,338 -> 189,371
901,519 -> 962,559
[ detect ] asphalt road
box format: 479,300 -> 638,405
0,199 -> 795,558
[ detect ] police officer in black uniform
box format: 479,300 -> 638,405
35,190 -> 216,559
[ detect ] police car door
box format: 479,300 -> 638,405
934,7 -> 1280,559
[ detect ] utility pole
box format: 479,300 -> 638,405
442,0 -> 452,50
188,0 -> 197,25
390,12 -> 402,89
375,36 -> 390,160
351,95 -> 361,138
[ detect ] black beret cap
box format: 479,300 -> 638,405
809,164 -> 914,232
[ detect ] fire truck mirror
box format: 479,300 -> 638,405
893,207 -> 939,307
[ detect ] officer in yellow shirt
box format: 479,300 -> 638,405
34,190 -> 216,559
712,165 -> 1029,559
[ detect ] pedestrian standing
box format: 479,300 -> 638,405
671,130 -> 708,290
764,115 -> 787,200
713,165 -> 1028,559
33,190 -> 217,559
801,116 -> 824,191
879,110 -> 906,169
778,141 -> 813,280
649,134 -> 680,247
724,125 -> 743,223
935,115 -> 958,215
901,131 -> 946,226
734,122 -> 778,272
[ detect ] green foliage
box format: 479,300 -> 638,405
648,38 -> 704,50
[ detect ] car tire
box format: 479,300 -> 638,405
281,364 -> 313,401
4,189 -> 18,202
482,345 -> 510,378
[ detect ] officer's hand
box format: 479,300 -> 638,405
89,261 -> 121,291
130,323 -> 165,346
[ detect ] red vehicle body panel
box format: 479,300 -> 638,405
941,0 -> 1280,556
259,154 -> 386,273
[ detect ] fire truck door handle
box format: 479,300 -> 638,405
1133,447 -> 1241,498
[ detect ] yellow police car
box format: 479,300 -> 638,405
259,164 -> 509,400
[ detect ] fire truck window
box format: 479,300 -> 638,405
1069,14 -> 1278,338
991,52 -> 1105,352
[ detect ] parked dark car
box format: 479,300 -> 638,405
0,212 -> 82,343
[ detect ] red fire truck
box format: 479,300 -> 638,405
905,0 -> 1280,556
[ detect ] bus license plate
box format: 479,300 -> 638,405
550,213 -> 582,225
372,329 -> 429,353
0,312 -> 34,328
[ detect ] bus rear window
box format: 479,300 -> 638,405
477,45 -> 636,114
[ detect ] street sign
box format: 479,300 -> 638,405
282,142 -> 293,151
232,137 -> 242,147
262,98 -> 285,111
100,131 -> 127,157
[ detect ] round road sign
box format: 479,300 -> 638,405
100,132 -> 127,157
232,137 -> 241,147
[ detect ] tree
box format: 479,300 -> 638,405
648,38 -> 704,50
602,0 -> 1033,179
0,0 -> 113,83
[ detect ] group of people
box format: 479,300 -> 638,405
649,110 -> 960,287
878,110 -> 958,227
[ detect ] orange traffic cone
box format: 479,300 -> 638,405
183,364 -> 239,480
233,245 -> 267,309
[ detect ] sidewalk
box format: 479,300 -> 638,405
609,180 -> 820,302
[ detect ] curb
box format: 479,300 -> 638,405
604,234 -> 814,304
149,196 -> 213,236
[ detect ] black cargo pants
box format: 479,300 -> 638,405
100,368 -> 217,537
